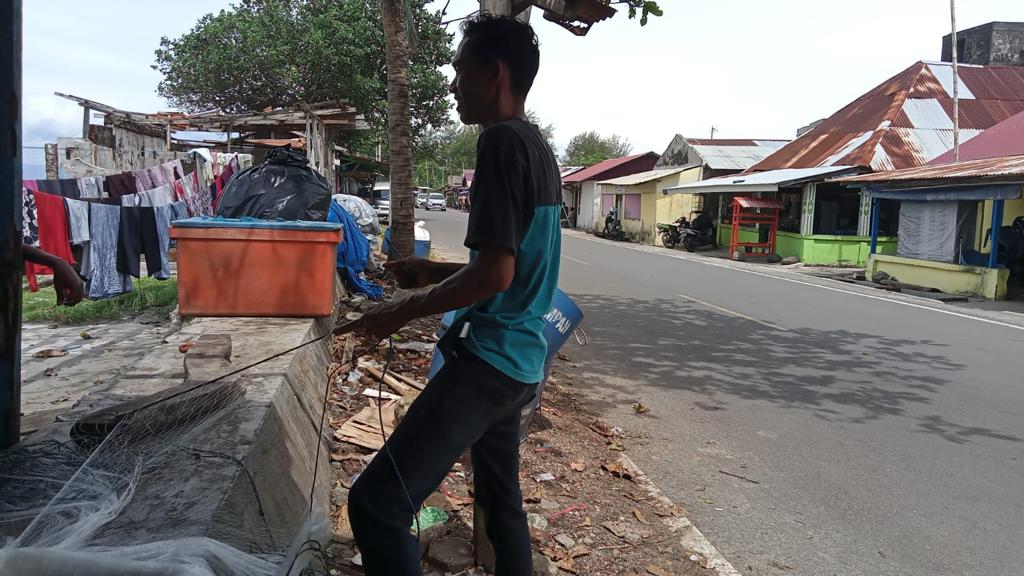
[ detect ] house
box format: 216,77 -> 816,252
562,153 -> 659,231
595,166 -> 702,243
665,60 -> 1024,265
843,155 -> 1024,299
654,136 -> 789,178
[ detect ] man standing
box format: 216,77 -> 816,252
347,15 -> 561,576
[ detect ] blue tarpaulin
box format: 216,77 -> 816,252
328,201 -> 384,300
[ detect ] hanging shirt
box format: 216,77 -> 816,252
153,205 -> 173,280
85,203 -> 133,299
24,191 -> 76,292
77,177 -> 101,199
65,198 -> 90,244
22,188 -> 39,246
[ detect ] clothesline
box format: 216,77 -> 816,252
20,151 -> 252,300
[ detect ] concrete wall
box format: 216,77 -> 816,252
868,254 -> 1009,299
578,182 -> 598,230
774,231 -> 897,265
942,22 -> 1024,66
58,127 -> 191,178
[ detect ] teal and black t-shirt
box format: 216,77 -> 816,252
448,119 -> 562,384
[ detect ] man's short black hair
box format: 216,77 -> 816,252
461,14 -> 540,97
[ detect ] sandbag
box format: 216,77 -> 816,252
215,146 -> 331,221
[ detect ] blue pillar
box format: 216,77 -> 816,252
0,0 -> 21,449
989,199 -> 1005,268
869,197 -> 881,255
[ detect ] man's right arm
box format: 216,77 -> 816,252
388,257 -> 466,288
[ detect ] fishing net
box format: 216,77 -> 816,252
0,365 -> 331,576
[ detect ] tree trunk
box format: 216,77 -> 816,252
380,0 -> 415,260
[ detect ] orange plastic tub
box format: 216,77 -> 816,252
170,218 -> 342,317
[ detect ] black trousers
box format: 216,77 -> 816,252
349,345 -> 537,576
116,206 -> 161,278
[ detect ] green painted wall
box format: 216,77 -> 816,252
776,232 -> 896,266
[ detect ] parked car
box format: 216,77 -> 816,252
372,182 -> 390,225
415,192 -> 429,209
426,192 -> 447,211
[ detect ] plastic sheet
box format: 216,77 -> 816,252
216,146 -> 331,222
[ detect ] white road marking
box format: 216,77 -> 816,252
567,232 -> 1024,333
562,255 -> 591,266
678,293 -> 789,331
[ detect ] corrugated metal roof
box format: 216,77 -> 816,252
841,155 -> 1024,184
930,109 -> 1024,164
665,165 -> 860,194
597,166 -> 697,186
562,153 -> 658,183
752,61 -> 1024,172
685,139 -> 789,170
734,197 -> 784,209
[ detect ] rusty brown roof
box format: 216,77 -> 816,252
751,62 -> 1024,172
840,155 -> 1024,184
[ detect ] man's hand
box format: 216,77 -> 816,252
359,301 -> 414,340
52,260 -> 85,306
384,257 -> 434,289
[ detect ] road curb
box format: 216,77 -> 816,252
618,455 -> 742,576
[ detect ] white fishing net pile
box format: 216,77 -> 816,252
0,379 -> 328,576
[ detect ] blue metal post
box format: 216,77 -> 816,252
869,197 -> 880,255
0,0 -> 22,449
989,199 -> 1005,268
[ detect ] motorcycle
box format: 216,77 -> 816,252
657,217 -> 687,249
680,212 -> 716,252
600,210 -> 626,241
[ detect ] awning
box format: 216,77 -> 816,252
663,165 -> 861,194
865,183 -> 1022,201
734,197 -> 784,209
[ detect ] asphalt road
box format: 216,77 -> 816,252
418,208 -> 1024,576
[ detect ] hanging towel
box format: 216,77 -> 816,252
116,206 -> 162,278
105,172 -> 138,198
85,203 -> 132,299
142,184 -> 174,207
37,179 -> 61,196
58,178 -> 81,199
22,180 -> 39,192
147,165 -> 169,188
133,169 -> 153,192
24,191 -> 75,292
65,198 -> 91,244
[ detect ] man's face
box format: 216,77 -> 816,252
451,37 -> 498,125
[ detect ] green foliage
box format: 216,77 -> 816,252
616,0 -> 663,26
23,278 -> 179,325
153,0 -> 453,156
562,131 -> 632,166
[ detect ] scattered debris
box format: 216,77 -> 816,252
32,349 -> 68,358
607,441 -> 626,451
632,402 -> 650,414
178,342 -> 194,354
633,508 -> 648,524
43,367 -> 59,378
333,400 -> 398,450
361,387 -> 401,401
557,352 -> 571,362
426,536 -> 474,573
569,460 -> 586,472
601,462 -> 634,481
769,559 -> 795,571
79,331 -> 94,340
534,472 -> 556,483
393,341 -> 435,354
647,565 -> 672,576
548,503 -> 587,523
528,512 -> 550,531
554,534 -> 576,549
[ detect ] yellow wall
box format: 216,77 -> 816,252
867,254 -> 1009,299
974,193 -> 1024,251
601,167 -> 703,245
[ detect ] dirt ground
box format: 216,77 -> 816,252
323,290 -> 713,576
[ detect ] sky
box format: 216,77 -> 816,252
21,0 -> 1024,177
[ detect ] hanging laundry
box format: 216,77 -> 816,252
170,201 -> 189,221
161,159 -> 184,184
146,165 -> 169,188
84,203 -> 132,299
65,199 -> 90,244
105,172 -> 138,198
21,188 -> 39,246
133,169 -> 154,192
36,180 -> 61,196
24,191 -> 75,292
58,178 -> 81,199
22,180 -> 39,192
141,184 -> 174,207
117,206 -> 162,278
77,176 -> 102,199
153,205 -> 173,280
121,193 -> 141,207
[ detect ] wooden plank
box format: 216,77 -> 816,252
359,363 -> 415,396
390,370 -> 426,391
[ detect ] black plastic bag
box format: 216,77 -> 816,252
215,146 -> 332,221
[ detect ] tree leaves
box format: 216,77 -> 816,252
562,131 -> 633,166
153,0 -> 453,157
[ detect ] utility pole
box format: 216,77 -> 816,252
950,0 -> 960,162
710,126 -> 717,140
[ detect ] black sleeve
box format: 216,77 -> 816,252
464,125 -> 527,255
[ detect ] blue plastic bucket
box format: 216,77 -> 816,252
382,228 -> 431,259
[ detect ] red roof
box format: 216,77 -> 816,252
752,61 -> 1024,172
562,153 -> 659,183
929,109 -> 1024,164
734,197 -> 784,209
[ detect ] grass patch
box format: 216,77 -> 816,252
22,277 -> 179,325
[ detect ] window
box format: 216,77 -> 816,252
601,194 -> 615,217
778,190 -> 802,233
814,185 -> 861,235
623,194 -> 642,220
